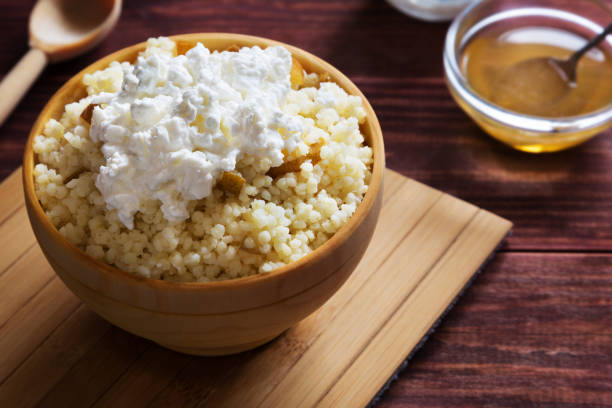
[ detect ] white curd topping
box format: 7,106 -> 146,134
89,39 -> 302,228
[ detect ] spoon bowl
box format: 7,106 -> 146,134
0,0 -> 122,126
492,57 -> 572,117
30,0 -> 121,62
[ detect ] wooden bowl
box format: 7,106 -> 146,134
23,33 -> 385,356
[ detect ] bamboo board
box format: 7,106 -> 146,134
0,167 -> 511,408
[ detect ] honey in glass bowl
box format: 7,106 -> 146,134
461,26 -> 612,118
444,1 -> 612,153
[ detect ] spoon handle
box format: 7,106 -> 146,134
0,48 -> 47,127
568,22 -> 612,65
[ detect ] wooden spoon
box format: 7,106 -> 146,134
0,0 -> 121,126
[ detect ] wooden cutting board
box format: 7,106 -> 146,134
0,167 -> 511,408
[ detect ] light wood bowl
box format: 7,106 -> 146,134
23,33 -> 385,356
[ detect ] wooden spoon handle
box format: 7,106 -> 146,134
0,48 -> 48,127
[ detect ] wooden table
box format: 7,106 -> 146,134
1,1 -> 610,406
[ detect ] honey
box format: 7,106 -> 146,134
461,26 -> 612,118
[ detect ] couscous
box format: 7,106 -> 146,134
33,37 -> 372,282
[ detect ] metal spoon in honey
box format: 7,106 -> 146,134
492,22 -> 612,117
0,0 -> 122,126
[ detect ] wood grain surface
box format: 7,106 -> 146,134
0,169 -> 511,407
0,0 -> 611,407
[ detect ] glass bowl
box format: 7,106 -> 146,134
444,0 -> 612,153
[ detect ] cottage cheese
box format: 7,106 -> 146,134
90,39 -> 302,228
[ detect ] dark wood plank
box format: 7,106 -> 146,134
376,332 -> 612,408
0,1 -> 611,407
371,77 -> 612,251
377,252 -> 612,407
2,1 -> 611,251
439,252 -> 612,336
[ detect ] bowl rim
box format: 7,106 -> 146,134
23,32 -> 385,292
444,0 -> 612,134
